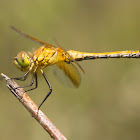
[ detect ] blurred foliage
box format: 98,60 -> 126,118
0,0 -> 140,140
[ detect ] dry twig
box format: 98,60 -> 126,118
1,73 -> 67,140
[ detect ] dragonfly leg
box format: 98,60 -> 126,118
11,69 -> 30,81
14,72 -> 37,91
25,72 -> 38,92
38,69 -> 52,110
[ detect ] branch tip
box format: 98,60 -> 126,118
2,73 -> 67,140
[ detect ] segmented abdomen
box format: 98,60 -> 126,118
67,50 -> 140,61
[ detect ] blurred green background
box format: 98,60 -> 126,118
1,0 -> 140,140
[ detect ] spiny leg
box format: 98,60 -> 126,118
38,69 -> 52,110
11,69 -> 30,81
25,72 -> 38,92
14,72 -> 38,91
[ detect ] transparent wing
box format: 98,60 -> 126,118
11,26 -> 84,73
56,62 -> 81,88
11,26 -> 55,49
54,40 -> 84,73
56,47 -> 85,74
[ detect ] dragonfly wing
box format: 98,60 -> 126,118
56,62 -> 81,88
56,47 -> 85,74
11,26 -> 55,49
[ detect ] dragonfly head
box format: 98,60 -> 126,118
14,51 -> 30,71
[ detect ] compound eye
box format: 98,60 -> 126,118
16,51 -> 30,68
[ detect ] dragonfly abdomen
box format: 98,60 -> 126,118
67,50 -> 140,61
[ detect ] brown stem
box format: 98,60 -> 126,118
1,73 -> 67,140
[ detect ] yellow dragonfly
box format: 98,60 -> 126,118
11,26 -> 140,109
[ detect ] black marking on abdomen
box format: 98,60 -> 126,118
109,54 -> 121,58
75,58 -> 83,61
97,55 -> 108,58
84,56 -> 96,60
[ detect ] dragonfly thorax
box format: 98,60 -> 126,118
33,46 -> 59,68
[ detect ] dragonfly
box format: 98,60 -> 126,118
11,26 -> 140,109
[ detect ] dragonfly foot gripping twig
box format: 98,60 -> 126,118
1,73 -> 67,140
